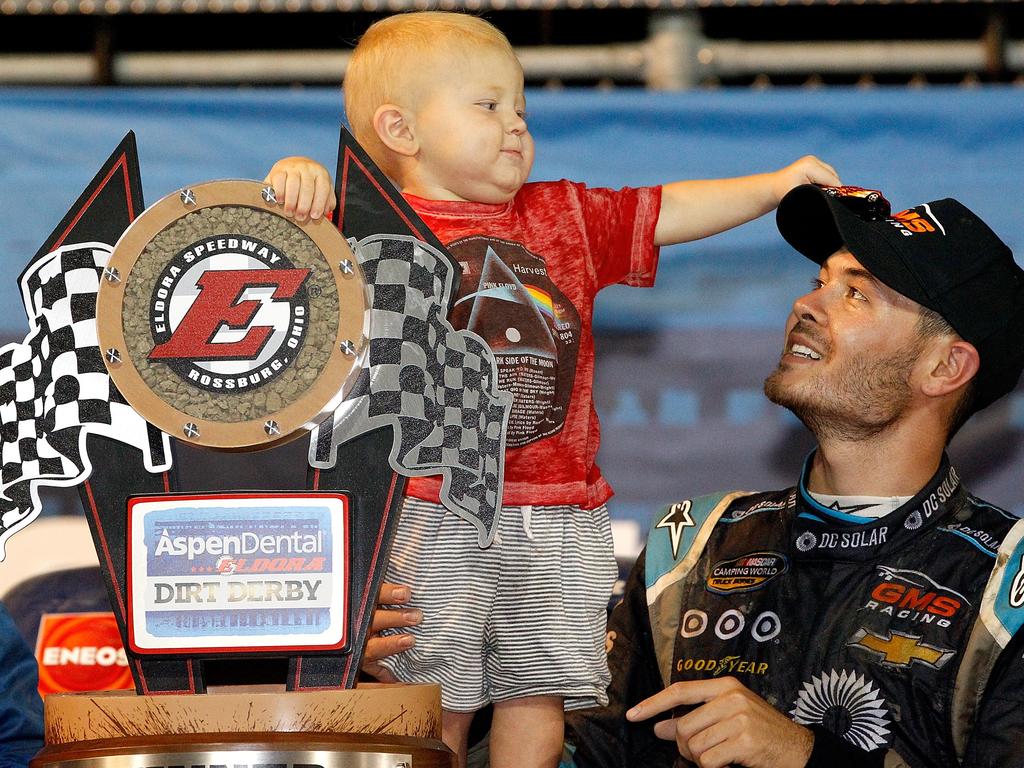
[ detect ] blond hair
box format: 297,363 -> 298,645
344,11 -> 516,174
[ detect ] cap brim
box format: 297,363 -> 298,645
776,185 -> 934,311
776,185 -> 848,264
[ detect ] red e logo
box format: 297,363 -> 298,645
149,268 -> 310,361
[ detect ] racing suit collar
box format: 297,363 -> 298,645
792,452 -> 964,561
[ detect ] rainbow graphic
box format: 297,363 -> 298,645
524,285 -> 553,316
525,285 -> 571,328
526,284 -> 568,324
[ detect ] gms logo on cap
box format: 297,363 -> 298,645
887,205 -> 944,237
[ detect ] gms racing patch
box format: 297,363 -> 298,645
706,551 -> 789,595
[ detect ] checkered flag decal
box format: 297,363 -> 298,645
0,242 -> 171,560
310,234 -> 512,546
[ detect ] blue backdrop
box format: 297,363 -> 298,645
1,86 -> 1022,528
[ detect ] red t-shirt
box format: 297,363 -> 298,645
404,180 -> 662,509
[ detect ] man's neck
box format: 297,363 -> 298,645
808,428 -> 946,497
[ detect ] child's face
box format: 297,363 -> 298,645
404,48 -> 534,204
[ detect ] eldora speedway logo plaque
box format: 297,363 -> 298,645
96,180 -> 366,449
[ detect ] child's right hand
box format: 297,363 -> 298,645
770,155 -> 840,203
264,156 -> 336,224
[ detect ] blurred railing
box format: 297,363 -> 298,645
1,2 -> 1021,87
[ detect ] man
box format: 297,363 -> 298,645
565,184 -> 1024,768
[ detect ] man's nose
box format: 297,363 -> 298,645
792,287 -> 827,325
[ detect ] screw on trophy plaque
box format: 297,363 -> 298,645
0,131 -> 511,768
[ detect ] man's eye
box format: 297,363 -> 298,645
810,279 -> 824,290
478,101 -> 497,111
850,287 -> 867,301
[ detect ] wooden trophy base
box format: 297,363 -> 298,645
33,683 -> 454,768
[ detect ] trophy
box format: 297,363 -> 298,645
0,130 -> 510,767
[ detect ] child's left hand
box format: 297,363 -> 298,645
264,156 -> 336,224
771,155 -> 840,202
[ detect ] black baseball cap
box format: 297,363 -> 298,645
776,184 -> 1024,414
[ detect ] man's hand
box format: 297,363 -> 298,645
770,156 -> 840,202
626,677 -> 814,768
263,156 -> 336,224
362,582 -> 421,682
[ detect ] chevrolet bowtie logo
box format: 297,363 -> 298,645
848,628 -> 955,670
657,500 -> 695,560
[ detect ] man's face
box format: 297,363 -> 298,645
404,47 -> 535,204
764,248 -> 929,440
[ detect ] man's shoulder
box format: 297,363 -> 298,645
963,492 -> 1017,527
643,488 -> 793,591
956,495 -> 1024,650
937,492 -> 1020,560
646,488 -> 794,535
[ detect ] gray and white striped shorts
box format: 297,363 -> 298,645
377,497 -> 618,713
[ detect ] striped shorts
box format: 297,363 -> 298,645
377,497 -> 618,713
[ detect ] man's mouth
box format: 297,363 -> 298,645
789,344 -> 822,360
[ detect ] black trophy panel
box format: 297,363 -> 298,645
293,427 -> 408,689
78,433 -> 202,694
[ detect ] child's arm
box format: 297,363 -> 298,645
264,156 -> 336,224
654,155 -> 839,246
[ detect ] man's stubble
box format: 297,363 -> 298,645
763,331 -> 924,442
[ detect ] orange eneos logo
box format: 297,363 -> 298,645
34,612 -> 132,696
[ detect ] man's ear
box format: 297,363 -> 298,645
921,338 -> 980,398
373,104 -> 418,157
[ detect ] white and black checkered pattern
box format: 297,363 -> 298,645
0,243 -> 171,559
310,235 -> 512,546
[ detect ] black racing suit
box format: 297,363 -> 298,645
567,455 -> 1024,768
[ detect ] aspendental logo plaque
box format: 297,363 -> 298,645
126,492 -> 350,655
96,180 -> 366,450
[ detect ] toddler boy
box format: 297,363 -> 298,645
266,11 -> 838,768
